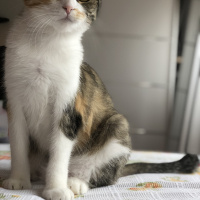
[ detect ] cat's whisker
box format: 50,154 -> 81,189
39,19 -> 52,53
21,13 -> 49,23
35,18 -> 52,47
28,18 -> 50,48
28,21 -> 45,48
26,16 -> 48,34
24,17 -> 49,40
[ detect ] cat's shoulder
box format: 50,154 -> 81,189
81,62 -> 97,76
80,62 -> 104,87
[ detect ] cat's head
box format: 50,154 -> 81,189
24,0 -> 101,33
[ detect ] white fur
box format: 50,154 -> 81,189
3,0 -> 89,199
68,177 -> 89,195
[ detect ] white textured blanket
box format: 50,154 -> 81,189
0,144 -> 200,200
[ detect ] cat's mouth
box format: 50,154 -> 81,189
64,16 -> 73,22
62,9 -> 86,23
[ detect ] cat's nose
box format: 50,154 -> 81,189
63,6 -> 74,14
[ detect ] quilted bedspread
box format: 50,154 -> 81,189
0,144 -> 200,200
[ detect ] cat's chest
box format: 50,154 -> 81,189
15,37 -> 83,84
23,52 -> 80,83
16,46 -> 82,134
17,44 -> 82,94
19,57 -> 80,105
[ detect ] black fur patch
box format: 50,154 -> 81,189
89,155 -> 128,188
29,136 -> 39,154
178,154 -> 199,173
60,106 -> 82,140
122,154 -> 199,176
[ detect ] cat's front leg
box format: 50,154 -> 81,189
42,128 -> 74,200
2,105 -> 31,190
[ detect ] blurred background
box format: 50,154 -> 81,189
0,0 -> 200,154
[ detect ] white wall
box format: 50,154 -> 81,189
83,0 -> 179,150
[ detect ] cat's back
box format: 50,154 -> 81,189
79,62 -> 114,116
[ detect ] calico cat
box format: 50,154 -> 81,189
2,0 -> 199,200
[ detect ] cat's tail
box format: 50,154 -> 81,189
121,154 -> 199,176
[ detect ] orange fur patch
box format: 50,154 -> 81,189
75,93 -> 85,120
74,9 -> 86,20
75,93 -> 93,137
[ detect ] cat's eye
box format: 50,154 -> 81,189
77,0 -> 90,3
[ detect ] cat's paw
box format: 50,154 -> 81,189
68,177 -> 89,195
2,178 -> 31,190
42,188 -> 74,200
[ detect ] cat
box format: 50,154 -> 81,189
2,0 -> 199,200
